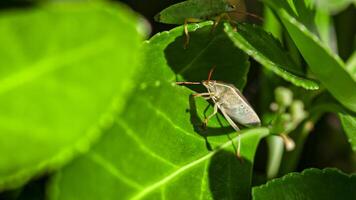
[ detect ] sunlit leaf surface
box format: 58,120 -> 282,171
0,1 -> 143,190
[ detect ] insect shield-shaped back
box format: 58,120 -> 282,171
154,0 -> 246,24
202,80 -> 261,127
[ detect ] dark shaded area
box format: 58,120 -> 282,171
164,24 -> 249,91
0,0 -> 34,14
334,5 -> 356,60
209,150 -> 253,200
0,0 -> 35,10
244,58 -> 262,113
297,114 -> 356,173
188,94 -> 234,150
0,176 -> 47,200
188,94 -> 234,137
251,138 -> 268,186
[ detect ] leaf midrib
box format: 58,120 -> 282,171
129,129 -> 269,200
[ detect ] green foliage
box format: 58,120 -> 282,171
0,0 -> 355,199
0,1 -> 143,191
264,0 -> 356,113
280,10 -> 356,112
253,168 -> 356,199
313,0 -> 356,13
339,114 -> 356,151
224,23 -> 319,90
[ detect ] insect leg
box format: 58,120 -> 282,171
203,102 -> 219,127
211,15 -> 222,33
220,109 -> 240,132
219,107 -> 242,158
192,92 -> 213,100
184,19 -> 190,49
192,92 -> 211,97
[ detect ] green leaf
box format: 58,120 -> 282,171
262,0 -> 317,33
163,21 -> 250,89
264,0 -> 337,50
313,0 -> 356,13
264,0 -> 356,111
346,51 -> 356,80
278,10 -> 356,112
47,22 -> 270,200
0,2 -> 143,190
224,23 -> 319,90
253,168 -> 356,200
339,113 -> 356,151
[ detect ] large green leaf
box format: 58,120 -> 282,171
47,22 -> 270,200
253,168 -> 356,200
275,9 -> 356,112
0,2 -> 143,190
224,22 -> 319,90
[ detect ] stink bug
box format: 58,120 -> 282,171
155,0 -> 262,48
155,0 -> 247,25
177,68 -> 261,157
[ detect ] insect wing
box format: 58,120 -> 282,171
215,82 -> 261,127
218,105 -> 241,131
155,0 -> 239,24
155,0 -> 214,24
154,1 -> 197,24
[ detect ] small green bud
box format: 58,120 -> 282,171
290,100 -> 307,123
275,87 -> 293,107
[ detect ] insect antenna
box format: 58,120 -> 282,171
232,10 -> 264,22
207,66 -> 216,82
243,11 -> 263,22
176,81 -> 201,85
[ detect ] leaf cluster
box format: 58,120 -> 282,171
0,0 -> 355,200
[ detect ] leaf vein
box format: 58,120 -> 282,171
140,98 -> 205,141
199,162 -> 209,200
88,152 -> 142,189
116,119 -> 178,168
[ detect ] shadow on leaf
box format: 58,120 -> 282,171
164,23 -> 249,92
209,150 -> 253,200
188,94 -> 234,151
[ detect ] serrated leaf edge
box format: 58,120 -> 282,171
252,168 -> 355,195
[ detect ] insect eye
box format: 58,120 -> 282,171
228,4 -> 236,9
